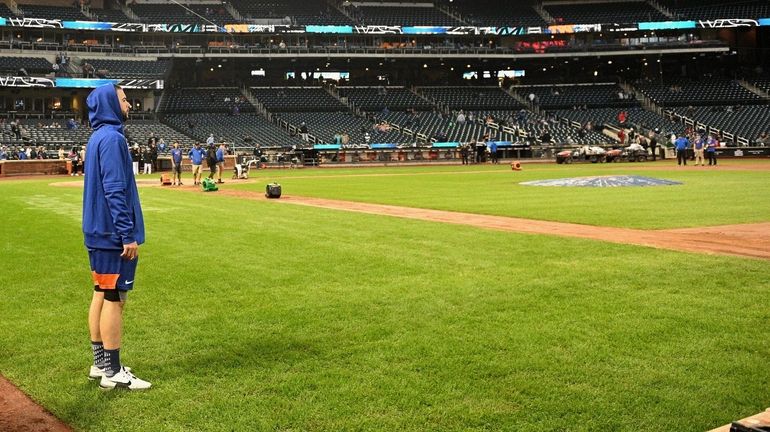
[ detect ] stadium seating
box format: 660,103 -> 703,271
0,118 -> 91,148
661,0 -> 769,20
161,88 -> 255,114
551,107 -> 686,136
0,3 -> 14,18
338,87 -> 433,111
163,113 -> 303,148
124,120 -> 197,150
230,0 -> 351,24
452,1 -> 547,27
352,5 -> 461,26
88,59 -> 171,79
0,117 -> 201,152
514,111 -> 613,145
0,57 -> 52,75
385,111 -> 501,143
635,79 -> 763,106
18,5 -> 88,21
751,77 -> 770,95
513,84 -> 639,109
280,111 -> 416,145
377,109 -> 611,145
545,2 -> 668,24
669,105 -> 770,143
130,4 -> 236,25
249,87 -> 346,112
417,87 -> 524,111
90,8 -> 131,23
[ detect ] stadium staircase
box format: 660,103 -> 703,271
62,56 -> 81,77
435,3 -> 470,25
505,87 -> 540,114
154,91 -> 167,114
412,87 -> 448,115
409,87 -> 437,111
79,4 -> 95,20
533,4 -> 554,24
328,0 -> 355,23
738,80 -> 770,101
7,0 -> 19,15
618,81 -> 662,114
324,84 -> 358,114
601,126 -> 622,143
240,86 -> 267,116
225,2 -> 243,22
647,0 -> 675,20
118,3 -> 141,21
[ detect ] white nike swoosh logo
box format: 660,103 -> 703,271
124,280 -> 134,284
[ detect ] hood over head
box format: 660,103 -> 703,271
87,84 -> 124,134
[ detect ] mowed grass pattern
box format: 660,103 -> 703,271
0,162 -> 768,431
232,161 -> 770,229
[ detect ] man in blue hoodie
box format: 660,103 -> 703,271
188,142 -> 206,185
82,84 -> 151,391
674,134 -> 689,166
215,143 -> 226,184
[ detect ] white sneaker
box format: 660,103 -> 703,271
99,366 -> 151,391
88,365 -> 130,380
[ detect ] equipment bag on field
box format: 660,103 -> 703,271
202,177 -> 219,192
265,182 -> 281,198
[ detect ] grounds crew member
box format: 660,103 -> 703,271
674,134 -> 689,166
216,143 -> 226,184
82,84 -> 151,391
189,142 -> 206,185
170,141 -> 183,186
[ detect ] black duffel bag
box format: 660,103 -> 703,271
265,183 -> 282,199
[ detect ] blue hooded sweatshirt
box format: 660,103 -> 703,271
82,84 -> 144,250
674,136 -> 689,151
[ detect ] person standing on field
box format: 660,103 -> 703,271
674,134 -> 689,166
693,133 -> 705,166
706,134 -> 718,166
206,143 -> 217,180
82,84 -> 151,390
170,141 -> 183,186
188,142 -> 206,185
648,131 -> 658,161
142,145 -> 153,175
215,143 -> 225,184
130,145 -> 140,175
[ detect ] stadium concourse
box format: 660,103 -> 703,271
0,0 -> 769,430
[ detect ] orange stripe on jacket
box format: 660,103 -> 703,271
91,271 -> 120,289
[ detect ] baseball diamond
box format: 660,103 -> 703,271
1,0 -> 770,430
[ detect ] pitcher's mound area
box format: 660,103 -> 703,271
521,175 -> 682,187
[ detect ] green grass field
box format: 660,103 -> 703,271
1,160 -> 769,431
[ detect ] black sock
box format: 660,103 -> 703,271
91,341 -> 104,368
103,348 -> 121,377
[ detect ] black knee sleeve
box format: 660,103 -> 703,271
97,288 -> 126,302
